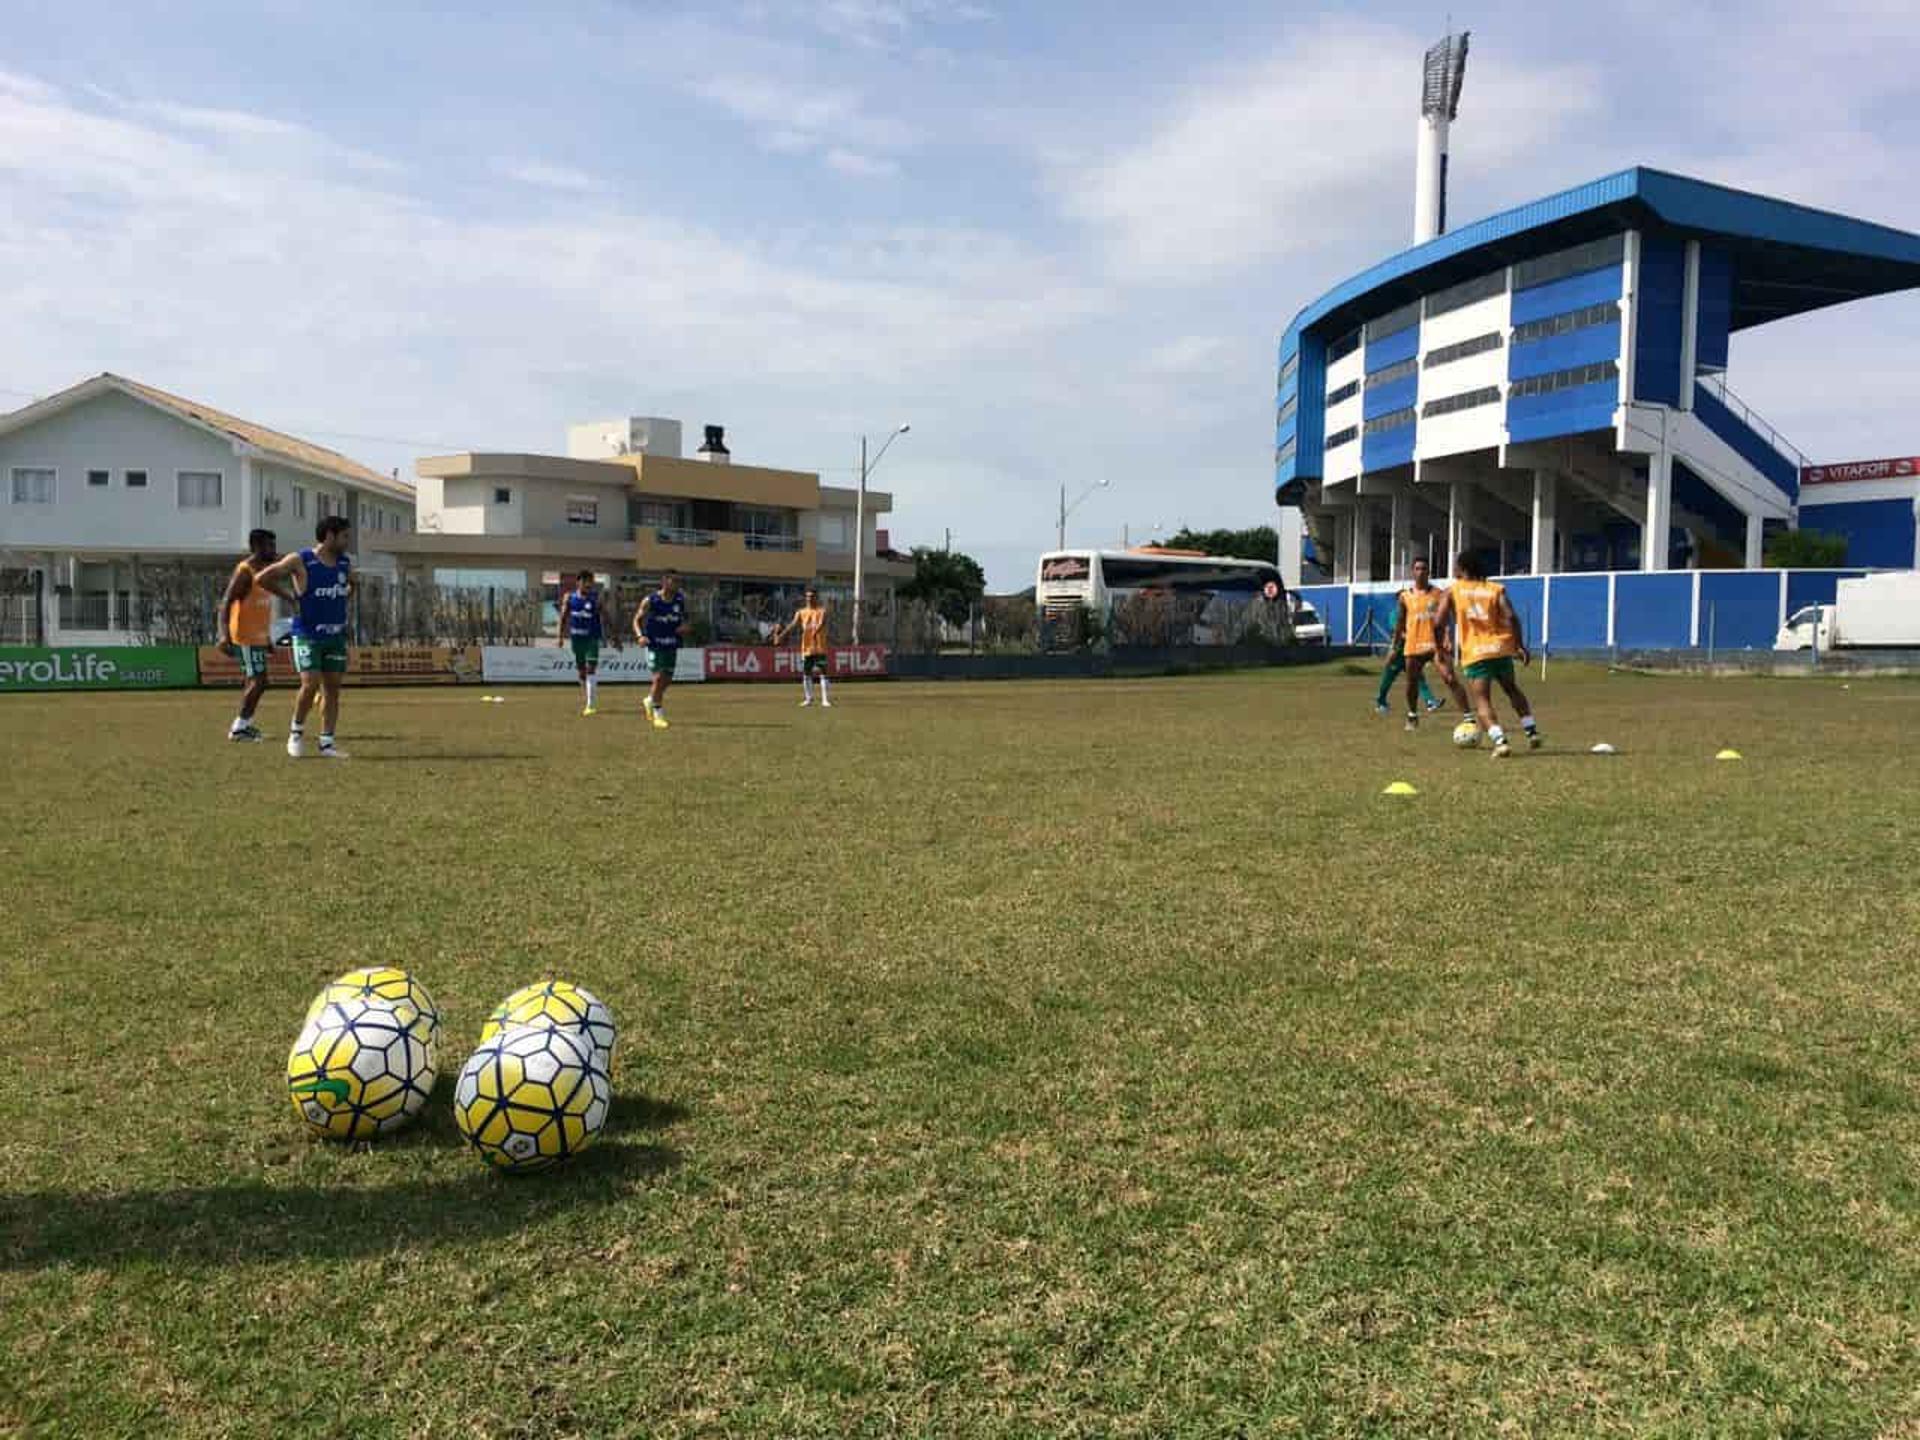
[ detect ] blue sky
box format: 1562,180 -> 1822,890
3,0 -> 1918,587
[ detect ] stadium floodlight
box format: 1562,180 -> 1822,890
1421,31 -> 1469,121
1414,30 -> 1469,244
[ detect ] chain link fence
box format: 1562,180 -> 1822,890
887,593 -> 1300,656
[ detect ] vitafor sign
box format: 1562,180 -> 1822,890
0,646 -> 200,692
1801,456 -> 1920,485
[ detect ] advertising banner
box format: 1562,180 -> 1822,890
0,646 -> 199,692
702,644 -> 890,680
481,645 -> 708,684
1802,457 -> 1920,485
197,645 -> 483,686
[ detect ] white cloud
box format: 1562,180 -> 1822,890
685,69 -> 915,171
1058,18 -> 1601,281
492,159 -> 600,193
824,147 -> 898,178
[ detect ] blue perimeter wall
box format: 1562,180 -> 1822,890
1298,570 -> 1871,650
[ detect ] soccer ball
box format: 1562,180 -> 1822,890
1451,720 -> 1483,748
453,1026 -> 610,1173
287,997 -> 436,1141
306,967 -> 442,1056
478,980 -> 617,1073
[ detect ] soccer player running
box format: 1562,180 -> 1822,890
1373,592 -> 1441,718
1433,550 -> 1542,759
1392,556 -> 1469,732
215,527 -> 279,742
632,570 -> 689,730
772,585 -> 833,708
557,570 -> 607,716
252,516 -> 356,759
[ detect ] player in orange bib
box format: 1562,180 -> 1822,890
773,586 -> 833,708
1433,550 -> 1542,758
215,528 -> 279,742
1390,556 -> 1468,732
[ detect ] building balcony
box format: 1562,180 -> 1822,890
634,526 -> 817,579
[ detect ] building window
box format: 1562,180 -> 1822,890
1425,332 -> 1503,368
1362,407 -> 1416,435
631,497 -> 689,530
1326,379 -> 1359,406
1326,425 -> 1359,450
1512,301 -> 1620,345
1423,269 -> 1507,319
1278,352 -> 1299,387
1276,392 -> 1297,426
433,567 -> 528,590
87,469 -> 110,487
816,513 -> 852,549
493,487 -> 512,505
1327,328 -> 1361,364
9,467 -> 54,503
1276,436 -> 1297,465
1512,234 -> 1625,291
292,484 -> 308,519
1365,356 -> 1418,388
178,471 -> 224,508
1509,360 -> 1620,399
1364,301 -> 1420,343
125,469 -> 148,489
1422,386 -> 1502,418
566,496 -> 599,526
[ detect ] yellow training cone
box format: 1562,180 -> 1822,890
1382,781 -> 1419,796
1715,748 -> 1743,761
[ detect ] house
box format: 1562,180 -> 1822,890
0,373 -> 411,644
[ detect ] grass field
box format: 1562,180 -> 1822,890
4,663 -> 1920,1438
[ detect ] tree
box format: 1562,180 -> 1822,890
900,546 -> 986,629
1764,528 -> 1848,568
1162,525 -> 1280,563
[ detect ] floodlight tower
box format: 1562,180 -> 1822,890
1414,31 -> 1469,245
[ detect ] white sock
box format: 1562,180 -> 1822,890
1521,714 -> 1537,732
319,732 -> 336,748
1488,724 -> 1506,745
290,721 -> 304,735
586,677 -> 597,706
801,674 -> 813,701
819,676 -> 831,702
231,716 -> 247,733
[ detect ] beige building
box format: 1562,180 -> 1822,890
381,422 -> 910,637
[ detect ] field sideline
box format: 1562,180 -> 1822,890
3,665 -> 1919,1437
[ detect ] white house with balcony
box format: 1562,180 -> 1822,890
0,373 -> 412,645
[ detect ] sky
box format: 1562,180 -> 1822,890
3,0 -> 1919,589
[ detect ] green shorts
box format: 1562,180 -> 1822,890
292,635 -> 350,674
570,637 -> 601,670
237,645 -> 272,679
1464,656 -> 1515,684
647,646 -> 678,677
801,652 -> 829,676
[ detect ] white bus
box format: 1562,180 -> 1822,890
1034,548 -> 1307,645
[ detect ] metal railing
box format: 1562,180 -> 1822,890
1696,373 -> 1808,471
744,533 -> 804,552
653,526 -> 716,548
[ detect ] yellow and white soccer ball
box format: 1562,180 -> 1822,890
306,967 -> 442,1056
454,1025 -> 610,1173
287,997 -> 436,1141
1451,719 -> 1483,748
478,980 -> 617,1073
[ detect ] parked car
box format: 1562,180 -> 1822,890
1775,573 -> 1920,650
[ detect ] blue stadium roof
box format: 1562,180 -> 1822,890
1282,167 -> 1920,350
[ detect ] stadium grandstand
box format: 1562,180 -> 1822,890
1273,34 -> 1920,607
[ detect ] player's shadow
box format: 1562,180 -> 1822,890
351,752 -> 539,762
0,1087 -> 690,1273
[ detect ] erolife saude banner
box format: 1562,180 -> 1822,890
0,646 -> 201,692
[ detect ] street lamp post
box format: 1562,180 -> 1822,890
853,423 -> 910,644
1057,478 -> 1112,551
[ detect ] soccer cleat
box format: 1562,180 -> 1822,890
799,698 -> 812,707
1425,698 -> 1446,713
319,743 -> 350,760
1527,730 -> 1543,750
582,705 -> 596,717
1404,715 -> 1419,732
1491,741 -> 1512,759
286,734 -> 305,758
650,711 -> 669,730
1372,702 -> 1389,717
821,698 -> 832,708
229,726 -> 261,742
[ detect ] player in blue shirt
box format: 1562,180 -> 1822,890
632,571 -> 689,730
252,516 -> 355,759
555,570 -> 608,716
